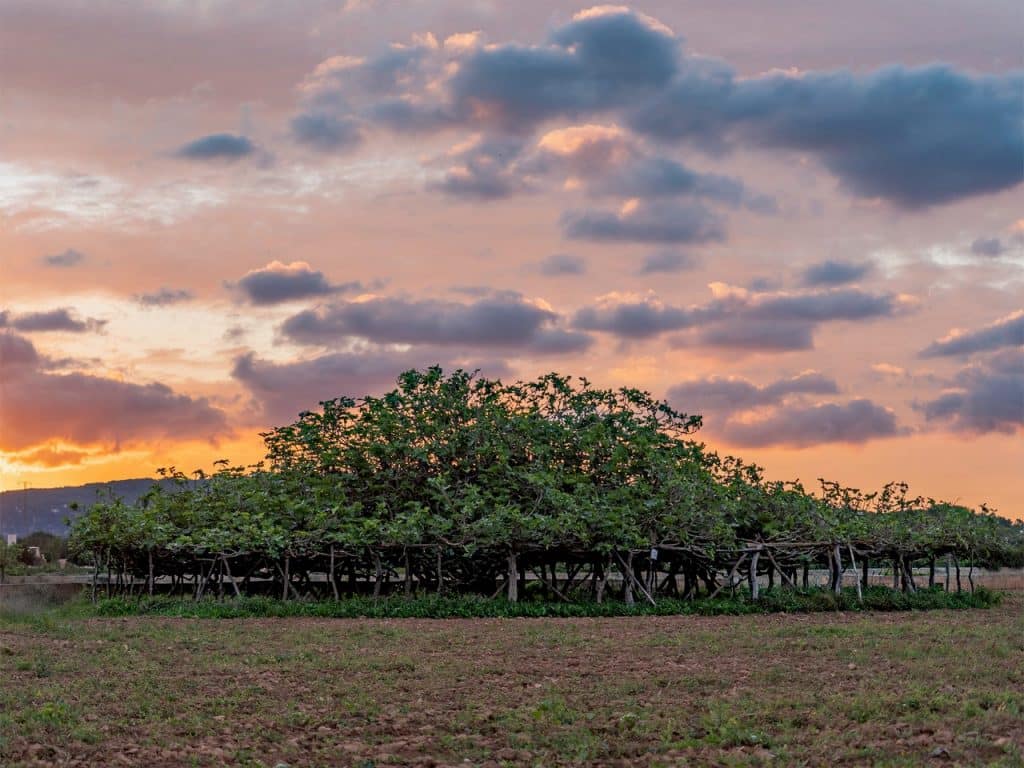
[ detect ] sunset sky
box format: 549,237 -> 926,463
1,1 -> 1021,518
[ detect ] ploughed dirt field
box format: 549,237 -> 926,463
1,598 -> 1022,767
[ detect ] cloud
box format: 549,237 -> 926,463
448,7 -> 680,131
588,155 -> 774,212
631,64 -> 1024,208
174,133 -> 255,161
430,135 -> 529,200
688,319 -> 816,351
8,445 -> 94,468
526,123 -> 771,210
743,287 -> 901,323
719,399 -> 904,447
42,248 -> 85,268
231,261 -> 360,305
668,372 -> 839,413
232,349 -> 512,424
290,113 -> 363,153
918,350 -> 1024,434
637,251 -> 698,275
296,8 -> 1020,209
562,200 -> 726,244
573,296 -> 698,339
666,371 -> 898,446
0,308 -> 106,333
0,332 -> 228,451
136,287 -> 195,307
921,310 -> 1024,357
280,293 -> 592,354
971,237 -> 1007,257
574,284 -> 910,347
539,253 -> 586,276
802,259 -> 872,286
0,331 -> 40,367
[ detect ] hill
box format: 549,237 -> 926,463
0,479 -> 169,538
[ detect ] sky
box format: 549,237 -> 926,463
0,1 -> 1022,518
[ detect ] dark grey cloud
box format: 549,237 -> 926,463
42,248 -> 85,268
573,299 -> 700,340
290,113 -> 363,153
430,136 -> 528,201
136,287 -> 195,307
175,132 -> 255,161
802,259 -> 872,286
232,350 -> 512,424
631,64 -> 1023,208
637,251 -> 698,275
575,286 -> 907,347
296,7 -> 1021,209
539,253 -> 586,276
971,237 -> 1007,257
918,351 -> 1024,434
688,319 -> 816,351
232,261 -> 359,305
0,332 -> 228,451
280,294 -> 592,354
0,308 -> 105,333
720,398 -> 903,447
0,331 -> 40,367
668,372 -> 838,414
921,310 -> 1024,357
562,201 -> 726,244
745,288 -> 899,323
448,8 -> 679,131
589,155 -> 775,212
517,125 -> 772,216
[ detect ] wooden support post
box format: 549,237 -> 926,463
330,546 -> 340,600
748,548 -> 760,601
507,550 -> 518,603
833,543 -> 843,596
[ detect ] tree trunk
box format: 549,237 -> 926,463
968,557 -> 975,593
148,549 -> 155,597
403,548 -> 412,598
222,554 -> 241,597
766,559 -> 775,591
748,549 -> 760,601
832,543 -> 843,596
928,557 -> 936,589
682,568 -> 694,599
329,546 -> 339,600
802,562 -> 809,590
622,551 -> 635,605
944,555 -> 951,592
847,544 -> 862,602
596,556 -> 610,604
954,556 -> 962,593
507,550 -> 519,603
372,550 -> 384,599
282,555 -> 290,601
901,556 -> 917,593
436,547 -> 443,595
893,559 -> 900,590
861,557 -> 869,590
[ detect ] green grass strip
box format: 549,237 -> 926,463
90,586 -> 1002,619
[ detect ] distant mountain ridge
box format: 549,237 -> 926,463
0,478 -> 173,538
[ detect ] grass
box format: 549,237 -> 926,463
88,585 -> 1002,619
0,592 -> 1020,766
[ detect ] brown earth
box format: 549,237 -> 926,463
1,597 -> 1022,767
